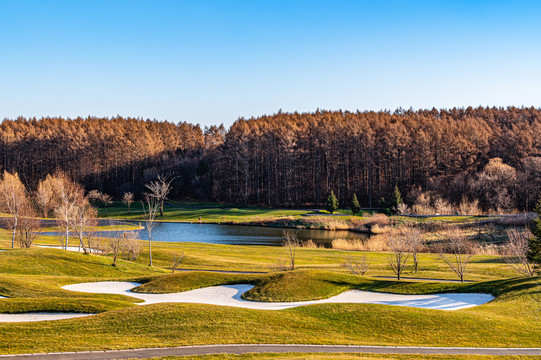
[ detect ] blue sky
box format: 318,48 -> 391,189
1,0 -> 540,127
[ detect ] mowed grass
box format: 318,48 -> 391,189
99,201 -> 311,223
0,225 -> 519,282
119,240 -> 518,281
132,269 -> 538,301
99,201 -> 496,226
0,226 -> 538,354
0,275 -> 538,353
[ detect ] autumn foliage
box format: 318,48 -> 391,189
1,107 -> 540,211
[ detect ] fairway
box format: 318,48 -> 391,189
0,237 -> 538,354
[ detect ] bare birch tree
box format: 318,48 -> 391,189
386,234 -> 411,280
73,200 -> 97,254
438,229 -> 474,282
504,229 -> 536,277
122,192 -> 134,213
52,173 -> 85,250
145,175 -> 173,217
0,171 -> 28,248
141,193 -> 160,266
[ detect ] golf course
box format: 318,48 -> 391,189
0,203 -> 538,359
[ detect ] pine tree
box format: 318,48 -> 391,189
326,191 -> 339,214
527,193 -> 541,273
351,193 -> 361,215
390,185 -> 403,212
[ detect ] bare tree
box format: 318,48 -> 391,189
145,175 -> 173,217
73,200 -> 97,254
36,174 -> 60,218
341,255 -> 369,275
0,172 -> 28,248
386,234 -> 411,280
108,231 -> 124,267
283,230 -> 300,270
141,193 -> 160,266
404,227 -> 423,273
88,190 -> 113,216
504,229 -> 536,277
122,192 -> 134,213
171,252 -> 185,272
121,230 -> 141,261
438,229 -> 474,282
53,174 -> 84,250
17,203 -> 41,248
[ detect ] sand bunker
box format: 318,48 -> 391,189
63,281 -> 494,311
0,281 -> 493,322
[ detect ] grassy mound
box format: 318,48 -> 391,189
130,269 -> 535,303
0,297 -> 133,314
0,248 -> 163,277
132,271 -> 259,294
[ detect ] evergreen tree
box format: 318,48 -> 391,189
527,193 -> 541,273
390,185 -> 403,212
351,193 -> 361,215
326,191 -> 339,214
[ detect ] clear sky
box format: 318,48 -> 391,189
1,0 -> 540,127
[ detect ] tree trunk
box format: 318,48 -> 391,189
65,222 -> 69,250
148,239 -> 152,266
11,226 -> 16,248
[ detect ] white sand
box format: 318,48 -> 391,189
62,281 -> 494,311
36,245 -> 102,254
0,281 -> 493,322
0,313 -> 94,322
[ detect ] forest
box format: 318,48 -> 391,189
1,106 -> 540,212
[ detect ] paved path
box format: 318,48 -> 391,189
1,345 -> 540,359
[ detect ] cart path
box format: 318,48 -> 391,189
1,344 -> 540,359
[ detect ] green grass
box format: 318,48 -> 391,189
0,275 -> 538,353
131,269 -> 539,302
99,201 -> 311,223
132,271 -> 259,294
0,248 -> 163,277
0,223 -> 538,354
99,201 -> 498,226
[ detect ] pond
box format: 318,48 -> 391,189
130,222 -> 367,246
39,221 -> 367,246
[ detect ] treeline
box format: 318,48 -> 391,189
0,116 -> 225,199
214,107 -> 541,211
1,107 -> 541,211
